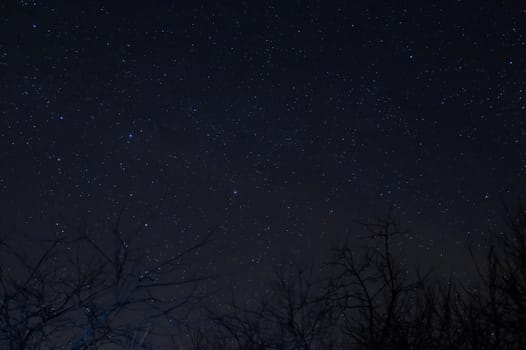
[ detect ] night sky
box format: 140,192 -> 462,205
1,1 -> 525,299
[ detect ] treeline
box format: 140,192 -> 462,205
188,199 -> 526,350
0,198 -> 525,349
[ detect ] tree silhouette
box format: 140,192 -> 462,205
0,208 -> 211,349
463,196 -> 526,349
2,197 -> 526,349
197,197 -> 526,350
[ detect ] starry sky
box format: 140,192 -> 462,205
1,1 -> 525,298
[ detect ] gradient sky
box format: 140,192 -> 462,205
1,1 -> 525,299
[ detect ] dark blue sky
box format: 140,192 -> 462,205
1,1 -> 525,297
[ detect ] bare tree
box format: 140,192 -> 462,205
199,217 -> 468,350
325,217 -> 425,349
26,198 -> 519,350
0,207 -> 211,349
495,196 -> 526,347
203,263 -> 337,350
461,196 -> 526,350
200,198 -> 526,350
